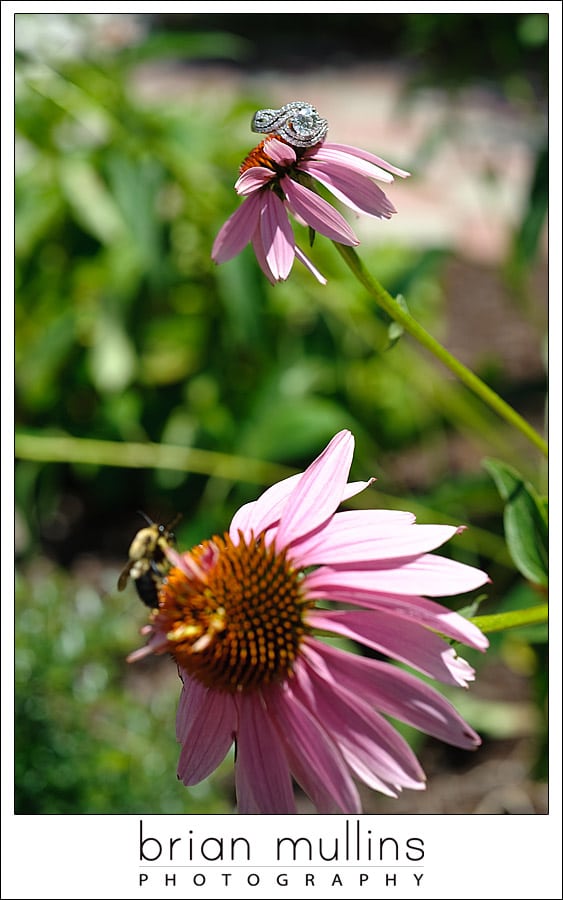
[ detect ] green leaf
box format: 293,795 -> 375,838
456,594 -> 488,620
509,141 -> 548,271
237,394 -> 356,463
87,311 -> 136,394
58,159 -> 126,246
386,295 -> 408,348
387,321 -> 404,346
482,458 -> 548,586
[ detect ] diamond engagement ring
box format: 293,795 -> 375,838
251,101 -> 328,148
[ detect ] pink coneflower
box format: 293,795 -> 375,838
211,104 -> 409,284
128,430 -> 490,814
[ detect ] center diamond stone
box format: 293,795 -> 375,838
293,107 -> 316,133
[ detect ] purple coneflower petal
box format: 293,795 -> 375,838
300,161 -> 397,219
260,191 -> 295,281
275,430 -> 355,548
320,509 -> 418,533
266,678 -> 362,813
304,641 -> 481,749
319,142 -> 411,179
341,479 -> 377,501
126,627 -> 168,662
211,192 -> 263,263
294,245 -> 328,284
305,146 -> 397,183
307,553 -> 490,597
250,227 -> 278,284
288,670 -> 396,799
307,581 -> 488,651
291,519 -> 460,567
281,176 -> 360,246
308,608 -> 476,687
264,137 -> 297,166
229,473 -> 303,542
294,656 -> 426,792
235,693 -> 296,814
235,166 -> 276,195
305,569 -> 490,653
229,475 -> 374,546
176,677 -> 237,785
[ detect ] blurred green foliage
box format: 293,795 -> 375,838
14,13 -> 548,814
15,559 -> 233,814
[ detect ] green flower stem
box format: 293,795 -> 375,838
470,604 -> 548,633
335,243 -> 548,458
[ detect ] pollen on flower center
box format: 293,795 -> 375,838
156,533 -> 309,693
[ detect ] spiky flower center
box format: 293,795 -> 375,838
155,533 -> 310,693
239,136 -> 313,176
239,138 -> 280,174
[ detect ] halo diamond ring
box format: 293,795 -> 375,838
251,101 -> 328,148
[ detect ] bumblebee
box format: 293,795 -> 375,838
118,513 -> 181,608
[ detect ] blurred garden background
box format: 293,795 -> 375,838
14,11 -> 549,814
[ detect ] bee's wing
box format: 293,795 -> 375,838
117,560 -> 134,591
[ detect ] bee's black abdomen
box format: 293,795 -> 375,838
134,573 -> 160,608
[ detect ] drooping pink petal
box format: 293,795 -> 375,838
306,553 -> 491,597
307,608 -> 476,687
304,640 -> 482,749
294,245 -> 328,284
290,519 -> 459,567
260,191 -> 295,281
234,692 -> 296,814
293,655 -> 426,793
304,146 -> 397,183
264,137 -> 298,166
281,176 -> 360,246
250,225 -> 278,284
235,166 -> 276,195
175,673 -> 196,743
305,579 -> 489,651
211,192 -> 264,263
126,637 -> 167,663
265,678 -> 361,813
176,676 -> 237,785
299,161 -> 397,219
274,430 -> 355,548
317,142 -> 411,179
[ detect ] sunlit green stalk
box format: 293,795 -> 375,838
14,433 -> 294,485
15,432 -> 514,567
335,244 -> 548,458
470,604 -> 548,633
